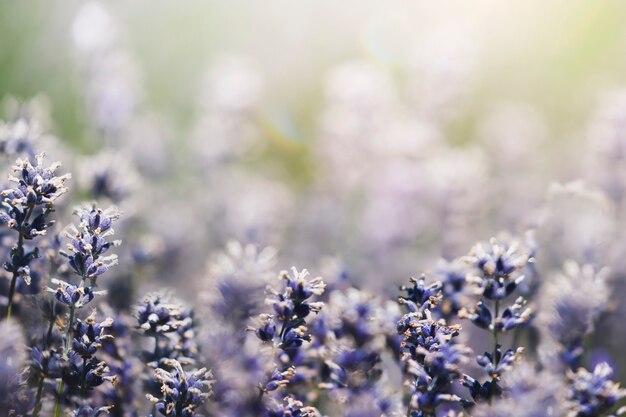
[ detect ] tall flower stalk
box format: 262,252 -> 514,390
1,153 -> 70,318
44,205 -> 120,417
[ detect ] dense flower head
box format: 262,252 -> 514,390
252,268 -> 325,359
136,292 -> 186,336
1,152 -> 70,209
270,268 -> 325,321
46,278 -> 106,308
398,275 -> 442,314
406,342 -> 468,412
146,359 -> 213,417
465,238 -> 528,300
398,310 -> 461,361
71,311 -> 114,358
62,353 -> 117,391
566,363 -> 626,417
63,205 -> 121,284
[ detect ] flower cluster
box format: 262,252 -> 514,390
1,152 -> 70,317
146,359 -> 213,417
397,277 -> 468,416
458,238 -> 533,405
62,205 -> 121,286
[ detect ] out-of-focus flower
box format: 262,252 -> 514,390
76,150 -> 141,203
264,396 -> 320,417
566,362 -> 626,417
535,181 -> 615,271
538,261 -> 610,370
472,361 -> 566,417
0,319 -> 26,408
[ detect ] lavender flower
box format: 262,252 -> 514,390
69,405 -> 114,417
472,361 -> 566,417
464,238 -> 528,301
538,261 -> 610,370
458,237 -> 532,405
398,275 -> 442,314
146,359 -> 213,417
264,396 -> 320,417
47,278 -> 106,308
1,152 -> 70,317
251,268 -> 325,362
566,363 -> 626,417
71,312 -> 114,358
62,205 -> 120,286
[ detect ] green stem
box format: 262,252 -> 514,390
53,380 -> 64,417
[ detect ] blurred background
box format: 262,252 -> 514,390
3,0 -> 626,335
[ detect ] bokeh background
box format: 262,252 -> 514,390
3,0 -> 626,382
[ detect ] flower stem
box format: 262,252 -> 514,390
54,304 -> 75,417
492,299 -> 500,366
32,316 -> 55,417
65,305 -> 75,353
6,205 -> 33,319
53,380 -> 64,417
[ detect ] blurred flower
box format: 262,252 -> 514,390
566,362 -> 626,417
538,261 -> 610,370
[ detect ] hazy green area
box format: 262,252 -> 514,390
1,0 -> 626,149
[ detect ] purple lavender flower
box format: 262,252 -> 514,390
264,396 -> 320,417
398,275 -> 442,314
472,361 -> 566,417
46,278 -> 106,308
566,363 -> 626,417
538,261 -> 610,371
464,238 -> 528,301
146,359 -> 213,417
69,405 -> 114,417
71,312 -> 114,358
62,205 -> 120,286
1,152 -> 70,317
136,292 -> 185,337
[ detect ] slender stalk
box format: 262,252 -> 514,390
492,299 -> 500,366
54,304 -> 76,417
65,305 -> 76,353
32,316 -> 56,417
53,380 -> 64,417
6,204 -> 34,319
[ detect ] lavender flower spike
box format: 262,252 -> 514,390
146,358 -> 213,417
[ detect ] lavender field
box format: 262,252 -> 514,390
1,1 -> 626,416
